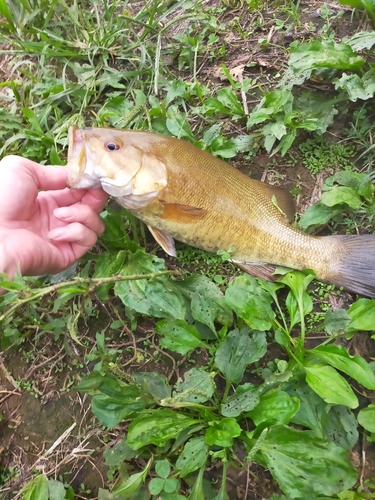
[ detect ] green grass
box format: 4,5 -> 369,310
2,1 -> 375,499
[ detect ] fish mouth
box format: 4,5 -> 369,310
67,125 -> 85,167
66,126 -> 101,189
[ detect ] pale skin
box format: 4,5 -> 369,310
0,155 -> 109,282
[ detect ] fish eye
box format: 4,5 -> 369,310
105,141 -> 121,151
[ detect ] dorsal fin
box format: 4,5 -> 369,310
260,184 -> 296,223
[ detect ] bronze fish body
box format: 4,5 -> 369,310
67,126 -> 375,297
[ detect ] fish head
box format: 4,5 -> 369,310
66,126 -> 168,207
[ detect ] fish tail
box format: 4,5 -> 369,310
324,234 -> 375,297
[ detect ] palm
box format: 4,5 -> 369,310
0,156 -> 108,277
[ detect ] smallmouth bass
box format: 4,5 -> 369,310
67,126 -> 375,297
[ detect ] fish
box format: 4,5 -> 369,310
66,126 -> 375,297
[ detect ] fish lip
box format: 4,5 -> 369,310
67,125 -> 83,163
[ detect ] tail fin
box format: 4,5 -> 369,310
325,234 -> 375,297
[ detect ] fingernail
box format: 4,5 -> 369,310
54,206 -> 78,219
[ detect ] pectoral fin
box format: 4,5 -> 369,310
160,203 -> 206,223
148,226 -> 177,257
260,184 -> 296,223
234,261 -> 280,281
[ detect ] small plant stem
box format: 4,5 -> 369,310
222,379 -> 232,403
0,270 -> 180,323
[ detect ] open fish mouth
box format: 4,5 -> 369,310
66,126 -> 103,189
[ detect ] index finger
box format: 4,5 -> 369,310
0,155 -> 68,191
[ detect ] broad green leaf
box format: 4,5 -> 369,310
166,105 -> 195,141
114,250 -> 185,320
187,466 -> 205,500
76,373 -> 154,427
103,440 -> 137,466
246,390 -> 300,425
148,478 -> 165,496
174,367 -> 215,403
47,479 -> 68,500
347,31 -> 375,51
283,376 -> 358,450
305,365 -> 358,408
225,275 -> 275,330
289,39 -> 364,73
216,87 -> 244,117
155,460 -> 171,479
278,271 -> 314,328
250,425 -> 358,497
299,203 -> 346,232
215,328 -> 267,383
21,475 -> 49,500
93,250 -> 126,300
358,404 -> 375,432
155,319 -> 210,355
210,136 -> 237,159
205,418 -> 241,447
132,372 -> 172,400
310,344 -> 375,389
175,275 -> 233,328
220,383 -> 261,417
112,459 -> 151,496
324,309 -> 351,335
347,298 -> 375,331
126,409 -> 199,449
335,70 -> 375,102
175,437 -> 209,477
321,186 -> 363,209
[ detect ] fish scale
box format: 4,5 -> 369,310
67,126 -> 375,297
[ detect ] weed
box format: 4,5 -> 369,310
299,137 -> 356,176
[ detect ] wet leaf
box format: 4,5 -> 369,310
310,344 -> 375,389
305,365 -> 358,409
215,328 -> 267,383
250,425 -> 358,497
155,319 -> 210,355
126,409 -> 199,449
175,437 -> 209,477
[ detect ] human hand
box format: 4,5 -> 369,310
0,155 -> 109,280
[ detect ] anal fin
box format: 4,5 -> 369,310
148,226 -> 176,257
234,261 -> 279,281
